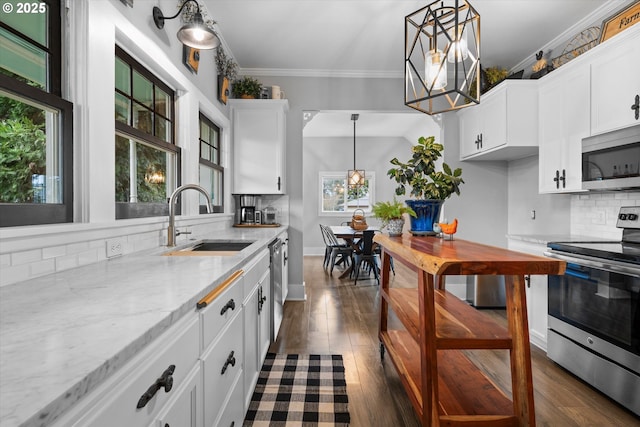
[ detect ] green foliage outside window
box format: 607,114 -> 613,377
0,95 -> 46,203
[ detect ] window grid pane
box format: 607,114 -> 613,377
320,173 -> 374,214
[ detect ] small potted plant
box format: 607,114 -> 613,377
387,135 -> 464,235
232,76 -> 262,99
215,47 -> 238,104
372,198 -> 416,237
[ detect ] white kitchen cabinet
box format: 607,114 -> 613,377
590,25 -> 640,135
507,239 -> 549,351
201,311 -> 243,427
242,251 -> 271,410
152,363 -> 202,427
538,64 -> 589,193
230,100 -> 289,194
51,314 -> 201,427
458,81 -> 538,161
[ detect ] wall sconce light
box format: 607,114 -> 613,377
153,0 -> 220,50
405,0 -> 480,115
347,114 -> 365,190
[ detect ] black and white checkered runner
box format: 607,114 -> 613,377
244,353 -> 351,426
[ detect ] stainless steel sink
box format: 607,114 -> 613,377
190,241 -> 254,252
164,240 -> 255,256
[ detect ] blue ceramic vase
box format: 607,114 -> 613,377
405,199 -> 443,235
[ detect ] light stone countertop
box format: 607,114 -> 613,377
0,226 -> 286,427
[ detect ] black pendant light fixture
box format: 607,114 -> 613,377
405,0 -> 480,115
153,0 -> 220,50
347,114 -> 365,190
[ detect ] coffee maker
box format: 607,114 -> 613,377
233,194 -> 260,224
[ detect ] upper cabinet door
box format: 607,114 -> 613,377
591,26 -> 640,135
457,81 -> 538,161
231,100 -> 288,194
538,65 -> 590,193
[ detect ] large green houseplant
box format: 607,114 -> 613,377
372,198 -> 416,237
387,136 -> 463,235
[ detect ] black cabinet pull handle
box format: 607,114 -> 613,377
220,298 -> 236,316
560,169 -> 566,188
632,94 -> 639,120
221,351 -> 236,375
277,176 -> 281,191
479,133 -> 483,148
136,365 -> 175,409
525,275 -> 531,288
553,170 -> 560,189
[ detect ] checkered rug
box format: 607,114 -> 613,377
243,353 -> 351,426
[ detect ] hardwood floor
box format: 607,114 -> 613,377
269,256 -> 640,427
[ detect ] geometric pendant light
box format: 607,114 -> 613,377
405,0 -> 480,115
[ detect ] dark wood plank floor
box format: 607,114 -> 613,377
269,256 -> 640,427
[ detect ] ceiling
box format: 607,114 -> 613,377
207,0 -> 620,78
203,0 -> 625,137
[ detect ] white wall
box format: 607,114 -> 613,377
507,156 -> 571,235
302,135 -> 415,255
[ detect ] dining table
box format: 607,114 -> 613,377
329,225 -> 379,278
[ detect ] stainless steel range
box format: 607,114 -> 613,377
545,206 -> 640,415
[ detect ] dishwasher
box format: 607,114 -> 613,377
269,238 -> 283,341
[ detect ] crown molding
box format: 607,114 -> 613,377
238,67 -> 403,79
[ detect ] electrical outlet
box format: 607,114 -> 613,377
106,239 -> 123,258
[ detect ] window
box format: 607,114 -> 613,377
198,113 -> 223,213
0,0 -> 73,227
319,172 -> 375,215
114,46 -> 179,219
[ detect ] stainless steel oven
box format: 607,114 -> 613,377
545,206 -> 640,415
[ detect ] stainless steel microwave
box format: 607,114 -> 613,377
582,124 -> 640,190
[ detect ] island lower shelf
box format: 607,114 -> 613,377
380,329 -> 517,426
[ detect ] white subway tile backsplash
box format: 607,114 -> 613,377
0,253 -> 10,267
42,246 -> 66,259
571,191 -> 639,239
11,249 -> 42,266
55,254 -> 79,271
30,259 -> 56,277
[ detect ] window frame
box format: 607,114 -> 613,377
198,113 -> 224,213
114,46 -> 180,220
318,171 -> 375,217
0,0 -> 73,227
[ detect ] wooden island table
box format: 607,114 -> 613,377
374,233 -> 566,427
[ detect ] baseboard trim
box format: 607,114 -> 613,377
286,281 -> 307,301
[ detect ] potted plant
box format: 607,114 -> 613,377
215,47 -> 238,104
232,76 -> 262,99
387,135 -> 463,235
372,198 -> 416,237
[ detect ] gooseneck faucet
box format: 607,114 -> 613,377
167,184 -> 213,246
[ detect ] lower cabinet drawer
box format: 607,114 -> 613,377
243,249 -> 270,300
202,311 -> 244,427
216,372 -> 245,427
55,314 -> 200,427
200,272 -> 244,352
152,363 -> 202,427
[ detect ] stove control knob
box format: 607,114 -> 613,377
627,213 -> 638,221
619,214 -> 627,220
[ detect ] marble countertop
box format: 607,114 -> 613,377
0,226 -> 286,427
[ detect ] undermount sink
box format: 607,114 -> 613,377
164,240 -> 255,256
190,241 -> 254,252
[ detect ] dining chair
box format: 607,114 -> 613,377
319,224 -> 353,274
353,229 -> 380,285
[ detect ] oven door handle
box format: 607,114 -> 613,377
544,251 -> 640,278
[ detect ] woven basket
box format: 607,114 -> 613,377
350,208 -> 368,231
